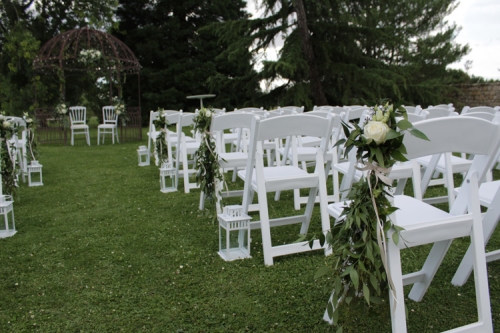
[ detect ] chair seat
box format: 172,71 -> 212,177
329,195 -> 474,248
277,147 -> 334,162
301,136 -> 322,147
328,195 -> 450,223
417,154 -> 472,173
97,124 -> 116,129
238,166 -> 318,192
219,152 -> 248,168
71,124 -> 89,129
456,180 -> 500,207
183,141 -> 201,154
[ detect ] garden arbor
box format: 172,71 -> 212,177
33,27 -> 142,143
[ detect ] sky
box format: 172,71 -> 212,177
246,0 -> 500,81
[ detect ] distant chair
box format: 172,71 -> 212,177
461,106 -> 498,115
97,106 -> 119,145
69,106 -> 90,146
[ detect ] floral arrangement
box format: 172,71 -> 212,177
54,101 -> 69,128
113,98 -> 126,117
320,101 -> 428,327
55,102 -> 67,115
193,107 -> 224,213
152,108 -> 170,166
23,112 -> 39,164
0,112 -> 19,196
78,49 -> 102,65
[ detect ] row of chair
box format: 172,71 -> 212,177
66,105 -> 120,146
147,105 -> 500,332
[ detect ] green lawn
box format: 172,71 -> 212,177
0,129 -> 499,332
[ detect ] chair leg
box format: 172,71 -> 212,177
387,238 -> 407,333
254,153 -> 274,266
71,129 -> 74,146
407,239 -> 452,302
97,129 -> 100,145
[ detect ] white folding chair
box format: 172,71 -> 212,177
240,113 -> 335,265
69,106 -> 90,146
275,111 -> 343,208
97,106 -> 119,145
199,112 -> 255,210
147,110 -> 181,162
327,116 -> 500,333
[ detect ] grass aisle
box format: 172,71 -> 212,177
0,133 -> 499,332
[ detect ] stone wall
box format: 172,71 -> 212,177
449,82 -> 500,112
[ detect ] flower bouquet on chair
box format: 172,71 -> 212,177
319,101 -> 428,328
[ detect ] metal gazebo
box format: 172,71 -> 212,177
33,26 -> 142,144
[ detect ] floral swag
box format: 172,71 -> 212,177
193,107 -> 224,214
319,102 -> 428,328
152,108 -> 170,167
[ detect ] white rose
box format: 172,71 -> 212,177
116,110 -> 122,115
3,121 -> 11,129
364,121 -> 390,145
205,110 -> 212,117
26,118 -> 33,123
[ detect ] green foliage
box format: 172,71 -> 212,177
193,108 -> 224,206
323,101 -> 428,329
114,0 -> 261,122
152,109 -> 170,166
216,0 -> 473,108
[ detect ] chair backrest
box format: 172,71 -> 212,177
404,116 -> 500,214
345,106 -> 370,121
430,103 -> 454,110
461,106 -> 497,115
102,106 -> 117,124
421,107 -> 454,119
246,114 -> 334,167
211,113 -> 256,154
69,106 -> 87,124
461,111 -> 496,121
407,112 -> 427,123
276,106 -> 304,114
233,107 -> 264,113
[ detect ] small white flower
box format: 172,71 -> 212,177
205,110 -> 212,117
3,121 -> 11,129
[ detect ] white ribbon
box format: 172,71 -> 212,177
357,161 -> 398,310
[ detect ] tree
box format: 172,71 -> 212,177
218,0 -> 470,108
114,0 -> 261,118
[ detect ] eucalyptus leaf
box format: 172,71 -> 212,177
363,284 -> 370,304
409,128 -> 430,141
397,119 -> 412,130
314,266 -> 332,279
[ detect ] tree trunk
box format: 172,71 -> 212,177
293,0 -> 327,106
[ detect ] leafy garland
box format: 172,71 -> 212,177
321,101 -> 428,328
23,112 -> 39,164
193,107 -> 224,212
0,113 -> 19,196
152,108 -> 169,166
